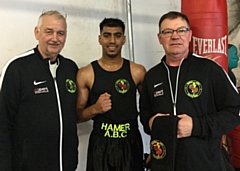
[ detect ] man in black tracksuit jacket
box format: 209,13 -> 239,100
140,11 -> 240,171
0,10 -> 78,171
140,52 -> 240,171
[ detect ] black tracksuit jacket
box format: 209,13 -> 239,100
0,47 -> 78,171
140,52 -> 240,171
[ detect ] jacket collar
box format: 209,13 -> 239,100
34,45 -> 61,66
161,51 -> 193,64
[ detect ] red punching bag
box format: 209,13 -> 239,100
182,1 -> 240,169
181,0 -> 228,72
228,127 -> 240,168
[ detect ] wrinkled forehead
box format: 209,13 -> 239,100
40,15 -> 67,30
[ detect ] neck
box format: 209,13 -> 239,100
37,46 -> 57,62
165,57 -> 184,66
165,50 -> 189,66
98,57 -> 124,71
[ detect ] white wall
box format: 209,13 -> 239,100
0,1 -> 181,170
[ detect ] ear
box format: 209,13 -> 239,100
34,27 -> 40,40
188,30 -> 192,42
98,35 -> 102,45
123,35 -> 126,44
157,33 -> 162,44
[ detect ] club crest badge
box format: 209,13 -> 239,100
66,79 -> 77,93
184,80 -> 202,98
115,78 -> 130,94
151,140 -> 166,159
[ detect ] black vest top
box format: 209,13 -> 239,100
90,59 -> 138,123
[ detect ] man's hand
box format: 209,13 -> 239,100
149,113 -> 170,130
177,114 -> 193,138
94,92 -> 112,114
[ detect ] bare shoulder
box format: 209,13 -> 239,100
129,61 -> 146,84
129,61 -> 146,75
77,63 -> 93,77
76,63 -> 94,88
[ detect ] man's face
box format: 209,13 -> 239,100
98,26 -> 126,58
34,15 -> 67,60
157,17 -> 192,58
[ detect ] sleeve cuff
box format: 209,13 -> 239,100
191,117 -> 202,137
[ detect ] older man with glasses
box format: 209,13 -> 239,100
140,11 -> 240,171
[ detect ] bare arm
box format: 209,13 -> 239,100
76,65 -> 111,122
130,61 -> 146,93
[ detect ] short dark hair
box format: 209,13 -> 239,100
158,11 -> 190,32
99,18 -> 125,34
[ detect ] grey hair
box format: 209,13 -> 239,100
37,10 -> 67,28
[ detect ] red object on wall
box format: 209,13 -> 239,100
181,0 -> 228,72
228,126 -> 240,168
181,1 -> 240,169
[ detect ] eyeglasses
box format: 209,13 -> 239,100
160,27 -> 190,37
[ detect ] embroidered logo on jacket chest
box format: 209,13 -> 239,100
184,80 -> 202,98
